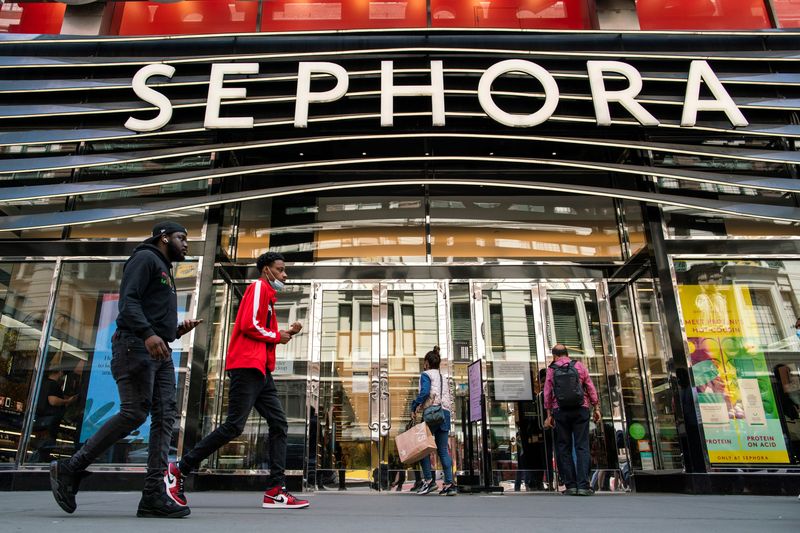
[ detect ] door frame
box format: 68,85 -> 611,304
306,280 -> 450,490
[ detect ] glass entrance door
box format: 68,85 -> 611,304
309,282 -> 448,491
472,281 -> 625,492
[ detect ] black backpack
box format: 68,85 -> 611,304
550,360 -> 584,409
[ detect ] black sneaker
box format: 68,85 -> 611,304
137,491 -> 191,518
438,483 -> 457,496
577,488 -> 595,496
50,460 -> 79,514
416,479 -> 437,495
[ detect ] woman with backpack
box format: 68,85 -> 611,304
410,346 -> 457,496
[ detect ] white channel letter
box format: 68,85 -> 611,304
681,60 -> 748,127
380,60 -> 445,127
587,61 -> 659,126
124,64 -> 176,132
204,63 -> 259,129
478,60 -> 559,128
294,62 -> 349,128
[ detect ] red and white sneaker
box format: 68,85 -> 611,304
164,462 -> 187,506
262,486 -> 309,509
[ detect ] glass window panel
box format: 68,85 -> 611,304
664,209 -> 800,239
0,197 -> 68,239
430,195 -> 621,261
0,262 -> 56,463
636,0 -> 772,30
236,194 -> 426,263
674,259 -> 800,466
431,0 -> 592,29
0,3 -> 65,34
623,201 -> 646,257
772,0 -> 800,28
68,206 -> 206,241
115,1 -> 259,35
22,261 -> 198,465
262,0 -> 427,31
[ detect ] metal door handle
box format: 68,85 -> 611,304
380,372 -> 391,435
369,376 -> 380,432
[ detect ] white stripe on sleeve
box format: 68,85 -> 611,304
252,281 -> 277,339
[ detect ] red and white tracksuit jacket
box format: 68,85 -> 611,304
226,278 -> 284,375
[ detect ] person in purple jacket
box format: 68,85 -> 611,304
543,344 -> 601,496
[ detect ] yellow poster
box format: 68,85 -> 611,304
678,284 -> 789,464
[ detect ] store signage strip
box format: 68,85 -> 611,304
125,59 -> 747,133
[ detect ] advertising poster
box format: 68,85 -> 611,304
491,360 -> 533,401
79,293 -> 187,444
468,360 -> 483,422
678,284 -> 789,464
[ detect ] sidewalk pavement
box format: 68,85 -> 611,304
0,490 -> 797,533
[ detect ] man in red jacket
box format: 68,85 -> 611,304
165,252 -> 309,509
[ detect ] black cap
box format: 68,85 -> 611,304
144,221 -> 188,243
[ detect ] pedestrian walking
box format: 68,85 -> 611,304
165,251 -> 309,510
411,346 -> 457,496
50,221 -> 202,518
544,344 -> 601,496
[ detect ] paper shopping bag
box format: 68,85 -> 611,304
395,421 -> 437,464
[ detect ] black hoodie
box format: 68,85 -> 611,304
116,243 -> 179,342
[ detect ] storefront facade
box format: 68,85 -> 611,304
0,1 -> 798,495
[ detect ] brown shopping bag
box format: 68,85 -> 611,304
395,421 -> 437,464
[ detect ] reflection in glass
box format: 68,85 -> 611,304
431,0 -> 592,29
206,283 -> 310,471
481,289 -> 547,490
316,290 -> 374,488
236,194 -> 427,263
544,287 -> 620,484
384,290 -> 439,489
0,262 -> 56,463
674,259 -> 800,465
23,261 -> 197,465
314,288 -> 438,490
430,195 -> 621,261
0,3 -> 64,34
611,282 -> 682,472
636,0 -> 771,30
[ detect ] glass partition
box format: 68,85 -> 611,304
0,262 -> 56,463
674,259 -> 800,466
23,261 -> 198,465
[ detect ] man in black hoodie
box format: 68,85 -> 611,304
50,221 -> 201,518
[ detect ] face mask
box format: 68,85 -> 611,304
796,329 -> 800,339
265,267 -> 285,292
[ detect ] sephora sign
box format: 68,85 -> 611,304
124,59 -> 748,132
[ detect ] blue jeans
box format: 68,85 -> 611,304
421,415 -> 453,485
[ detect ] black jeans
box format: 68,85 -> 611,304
553,407 -> 591,490
69,330 -> 177,495
181,368 -> 288,488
